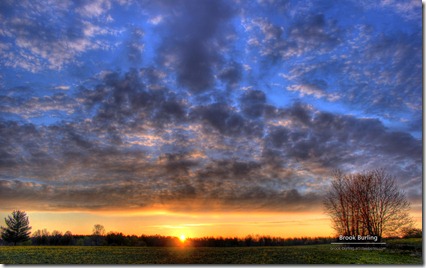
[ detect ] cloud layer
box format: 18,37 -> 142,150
0,0 -> 421,213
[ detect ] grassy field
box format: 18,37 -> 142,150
0,239 -> 422,264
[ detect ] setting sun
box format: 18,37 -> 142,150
179,235 -> 186,242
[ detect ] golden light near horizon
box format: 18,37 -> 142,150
180,234 -> 186,242
15,209 -> 421,239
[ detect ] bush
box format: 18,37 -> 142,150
402,227 -> 422,238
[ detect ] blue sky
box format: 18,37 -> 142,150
0,0 -> 422,219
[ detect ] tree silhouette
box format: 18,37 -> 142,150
61,231 -> 75,245
401,227 -> 422,238
1,210 -> 32,245
32,229 -> 50,245
324,169 -> 413,238
92,224 -> 106,246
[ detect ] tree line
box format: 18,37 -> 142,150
0,211 -> 342,247
1,222 -> 420,248
0,211 -> 341,247
2,227 -> 420,247
2,229 -> 337,247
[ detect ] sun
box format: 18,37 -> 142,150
179,234 -> 186,242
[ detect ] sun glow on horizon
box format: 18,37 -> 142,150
6,209 -> 419,239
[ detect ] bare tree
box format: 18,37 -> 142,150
50,230 -> 63,245
92,224 -> 106,246
61,230 -> 75,245
324,169 -> 413,238
32,229 -> 50,245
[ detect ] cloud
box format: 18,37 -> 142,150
287,14 -> 341,54
239,89 -> 270,119
0,65 -> 420,212
356,0 -> 421,21
264,104 -> 422,179
218,61 -> 243,90
287,82 -> 341,102
332,31 -> 422,123
126,27 -> 145,65
78,69 -> 189,137
252,18 -> 284,42
0,1 -> 421,215
279,24 -> 421,120
287,84 -> 325,99
54,85 -> 70,91
75,0 -> 112,18
0,91 -> 78,126
155,0 -> 236,93
148,15 -> 163,25
245,13 -> 342,65
191,103 -> 264,138
0,0 -> 118,71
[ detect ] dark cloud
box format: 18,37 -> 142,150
158,152 -> 198,176
197,159 -> 261,182
79,69 -> 189,133
287,14 -> 341,53
240,89 -> 267,118
285,102 -> 312,126
0,178 -> 155,211
263,104 -> 422,179
0,121 -> 65,180
218,61 -> 243,90
155,0 -> 235,93
191,103 -> 263,138
267,126 -> 290,148
407,114 -> 422,133
0,61 -> 421,213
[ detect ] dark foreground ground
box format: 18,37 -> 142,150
0,238 -> 422,264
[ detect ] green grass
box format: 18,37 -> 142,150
0,241 -> 422,264
386,237 -> 422,246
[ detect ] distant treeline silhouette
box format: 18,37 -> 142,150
2,210 -> 420,247
0,230 -> 336,247
188,235 -> 334,247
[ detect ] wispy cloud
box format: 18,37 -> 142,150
0,0 -> 119,71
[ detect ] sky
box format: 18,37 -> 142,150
0,0 -> 422,238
